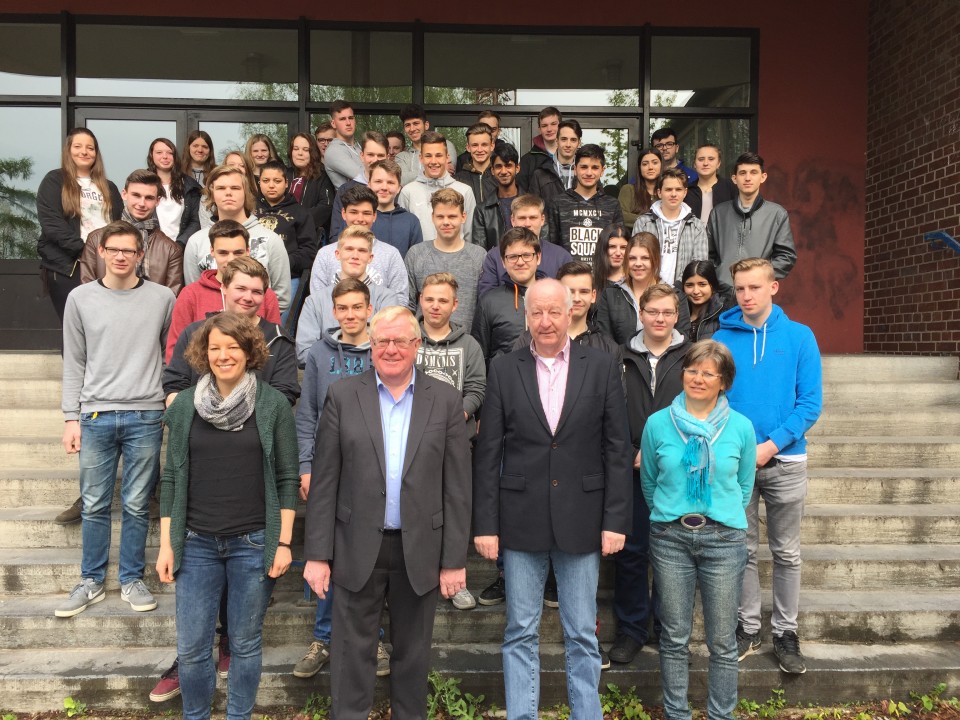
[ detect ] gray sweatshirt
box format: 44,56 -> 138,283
62,280 -> 175,420
415,321 -> 486,421
309,237 -> 408,301
404,240 -> 486,330
397,173 -> 477,245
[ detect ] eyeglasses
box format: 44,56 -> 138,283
684,368 -> 720,381
641,309 -> 677,319
654,141 -> 677,150
371,337 -> 418,350
102,247 -> 139,258
504,251 -> 537,264
316,138 -> 333,145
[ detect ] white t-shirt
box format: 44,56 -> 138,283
78,177 -> 107,240
658,217 -> 682,284
156,183 -> 184,240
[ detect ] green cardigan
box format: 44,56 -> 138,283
160,381 -> 301,574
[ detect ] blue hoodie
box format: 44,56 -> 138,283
712,304 -> 822,457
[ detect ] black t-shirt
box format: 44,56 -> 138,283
186,411 -> 266,536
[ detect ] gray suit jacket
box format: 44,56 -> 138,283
304,368 -> 472,596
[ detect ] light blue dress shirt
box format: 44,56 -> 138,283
376,370 -> 416,529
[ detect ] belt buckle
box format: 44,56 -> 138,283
679,513 -> 708,530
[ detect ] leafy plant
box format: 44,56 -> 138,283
550,703 -> 571,720
427,671 -> 486,720
886,700 -> 911,717
738,689 -> 785,720
62,697 -> 86,718
4,712 -> 17,720
302,692 -> 332,720
599,683 -> 651,720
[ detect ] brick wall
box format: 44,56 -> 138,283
865,0 -> 960,354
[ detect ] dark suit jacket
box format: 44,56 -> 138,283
304,368 -> 472,596
472,343 -> 632,554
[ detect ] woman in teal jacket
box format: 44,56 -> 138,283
156,313 -> 300,720
640,340 -> 756,720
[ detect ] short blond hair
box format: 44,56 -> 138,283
370,306 -> 421,340
422,271 -> 459,295
638,282 -> 679,310
730,257 -> 775,282
337,225 -> 375,249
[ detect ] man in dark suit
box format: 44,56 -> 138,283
303,306 -> 472,720
473,278 -> 632,720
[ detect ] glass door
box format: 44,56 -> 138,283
189,110 -> 299,167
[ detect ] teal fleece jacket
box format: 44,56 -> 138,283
160,381 -> 301,574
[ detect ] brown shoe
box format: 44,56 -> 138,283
55,497 -> 83,525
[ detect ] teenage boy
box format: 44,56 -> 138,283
57,220 -> 175,618
686,144 -> 737,223
548,144 -> 623,264
417,273 -> 487,477
256,160 -> 320,288
329,131 -> 389,240
183,165 -> 291,311
292,277 -> 376,680
455,110 -> 510,172
163,256 -> 299,407
707,152 -> 797,288
309,185 -> 408,300
611,283 -> 690,663
396,104 -> 459,185
397,131 -> 477,245
518,106 -> 562,192
324,99 -> 362,187
80,169 -> 184,295
474,144 -> 522,250
298,225 -> 402,364
405,188 -> 486,330
632,167 -> 708,283
651,126 -> 698,184
712,257 -> 822,675
454,123 -> 497,204
477,195 -> 573,296
386,131 -> 406,160
368,159 -> 423,258
165,220 -> 281,363
529,119 -> 582,210
471,227 -> 544,364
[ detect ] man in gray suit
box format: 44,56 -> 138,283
304,306 -> 472,720
473,278 -> 632,720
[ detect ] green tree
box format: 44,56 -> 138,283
0,157 -> 39,260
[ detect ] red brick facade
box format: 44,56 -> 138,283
865,0 -> 960,354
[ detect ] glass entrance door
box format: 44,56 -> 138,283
190,110 -> 298,167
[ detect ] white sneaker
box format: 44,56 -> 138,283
55,579 -> 105,618
451,587 -> 477,610
121,579 -> 158,612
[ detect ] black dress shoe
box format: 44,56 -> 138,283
608,634 -> 643,663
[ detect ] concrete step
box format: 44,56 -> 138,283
0,408 -> 66,438
821,354 -> 958,382
0,352 -> 62,381
0,379 -> 64,408
3,588 -> 960,651
0,437 -> 168,471
807,468 -> 960,504
809,409 -> 960,436
821,381 -> 960,409
4,503 -> 959,549
1,641 -> 959,712
6,542 -> 954,596
807,437 -> 960,467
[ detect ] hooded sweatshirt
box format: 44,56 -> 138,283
471,275 -> 544,364
416,321 -> 486,424
373,206 -> 423,258
309,236 -> 408,301
397,172 -> 477,245
182,215 -> 293,311
712,304 -> 822,458
548,188 -> 623,264
296,328 -> 372,474
165,269 -> 281,363
256,194 -> 320,276
632,201 -> 708,284
622,329 -> 690,451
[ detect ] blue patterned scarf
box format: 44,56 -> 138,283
669,392 -> 731,509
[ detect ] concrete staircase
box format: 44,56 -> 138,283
1,352 -> 959,711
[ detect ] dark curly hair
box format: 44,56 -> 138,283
184,314 -> 269,375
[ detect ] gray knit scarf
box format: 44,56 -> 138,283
194,371 -> 257,431
121,207 -> 158,280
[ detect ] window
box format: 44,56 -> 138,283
649,117 -> 752,176
76,25 -> 298,100
311,30 -> 412,103
650,36 -> 752,108
0,23 -> 60,95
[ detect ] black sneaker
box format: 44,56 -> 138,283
773,631 -> 806,674
478,575 -> 506,606
736,624 -> 761,661
599,648 -> 611,670
608,633 -> 643,664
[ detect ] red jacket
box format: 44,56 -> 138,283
165,269 -> 281,363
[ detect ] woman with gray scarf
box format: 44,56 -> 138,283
156,313 -> 299,720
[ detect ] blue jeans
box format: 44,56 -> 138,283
503,548 -> 602,720
79,410 -> 163,584
312,584 -> 333,643
650,521 -> 747,720
176,529 -> 276,720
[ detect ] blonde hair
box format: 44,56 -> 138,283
337,225 -> 375,248
730,257 -> 776,282
370,306 -> 421,340
203,165 -> 255,215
